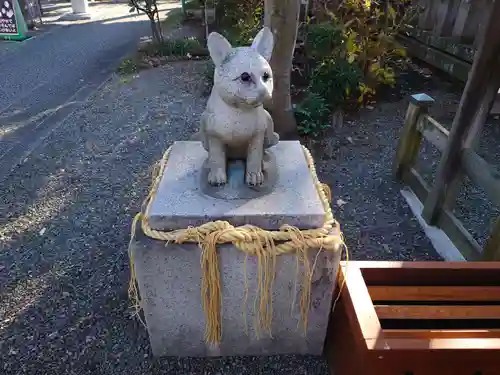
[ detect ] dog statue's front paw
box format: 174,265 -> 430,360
208,168 -> 227,186
246,169 -> 264,186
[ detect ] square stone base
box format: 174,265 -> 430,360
131,227 -> 341,357
147,141 -> 325,231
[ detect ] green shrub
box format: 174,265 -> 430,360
214,0 -> 263,46
294,92 -> 331,136
151,37 -> 204,57
305,22 -> 344,61
308,58 -> 362,110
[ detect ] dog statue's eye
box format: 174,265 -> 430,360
263,72 -> 270,82
240,72 -> 252,82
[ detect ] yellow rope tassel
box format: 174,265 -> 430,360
128,145 -> 347,345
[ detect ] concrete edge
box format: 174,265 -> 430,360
58,12 -> 93,21
400,188 -> 466,262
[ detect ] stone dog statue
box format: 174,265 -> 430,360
195,27 -> 279,188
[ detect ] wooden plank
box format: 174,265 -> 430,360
375,305 -> 500,320
401,27 -> 476,63
436,205 -> 483,260
343,264 -> 382,341
384,329 -> 500,339
368,286 -> 500,302
483,218 -> 500,261
350,261 -> 500,286
419,114 -> 449,153
418,0 -> 436,30
401,167 -> 482,260
403,167 -> 430,203
422,0 -> 500,226
325,271 -> 368,375
368,350 -> 500,375
351,260 -> 500,270
397,34 -> 471,82
393,94 -> 434,179
419,114 -> 464,212
461,149 -> 500,208
434,0 -> 461,37
451,0 -> 484,43
370,336 -> 500,350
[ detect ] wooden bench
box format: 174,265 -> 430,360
325,261 -> 500,375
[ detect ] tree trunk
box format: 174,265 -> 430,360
149,15 -> 162,44
264,0 -> 300,140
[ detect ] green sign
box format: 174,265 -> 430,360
0,0 -> 29,41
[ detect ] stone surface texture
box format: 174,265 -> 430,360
147,140 -> 325,230
131,228 -> 341,357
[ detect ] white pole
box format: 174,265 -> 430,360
59,0 -> 91,20
70,0 -> 89,14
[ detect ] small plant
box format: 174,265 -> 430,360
294,92 -> 331,136
118,58 -> 138,75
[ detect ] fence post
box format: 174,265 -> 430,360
434,0 -> 461,37
483,219 -> 500,260
393,93 -> 435,180
452,0 -> 483,43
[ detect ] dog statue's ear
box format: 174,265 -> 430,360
207,32 -> 233,66
251,27 -> 274,62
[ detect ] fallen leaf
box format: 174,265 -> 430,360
346,136 -> 354,144
39,228 -> 46,236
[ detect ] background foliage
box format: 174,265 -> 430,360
199,0 -> 418,136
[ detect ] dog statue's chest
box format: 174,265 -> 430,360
208,108 -> 266,145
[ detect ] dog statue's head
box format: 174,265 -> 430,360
207,27 -> 274,109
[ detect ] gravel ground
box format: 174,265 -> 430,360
2,56 -> 497,373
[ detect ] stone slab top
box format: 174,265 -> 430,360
146,140 -> 326,230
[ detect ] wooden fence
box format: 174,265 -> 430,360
413,0 -> 491,45
393,93 -> 500,261
398,0 -> 495,82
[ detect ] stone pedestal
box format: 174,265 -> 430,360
130,141 -> 341,357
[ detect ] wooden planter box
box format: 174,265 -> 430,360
325,261 -> 500,375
